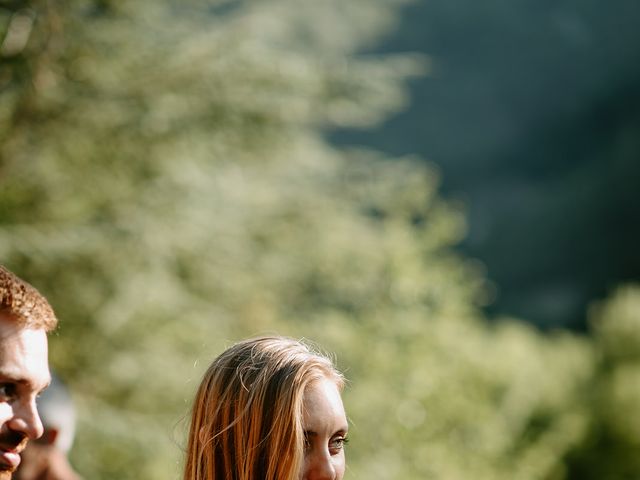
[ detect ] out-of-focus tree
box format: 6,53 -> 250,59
1,1 -> 596,479
567,285 -> 640,480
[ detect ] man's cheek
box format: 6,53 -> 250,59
0,404 -> 12,431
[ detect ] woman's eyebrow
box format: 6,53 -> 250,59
304,427 -> 349,436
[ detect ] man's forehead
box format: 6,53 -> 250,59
0,313 -> 48,344
0,311 -> 23,339
0,318 -> 50,389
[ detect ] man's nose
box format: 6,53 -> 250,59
8,400 -> 44,440
305,450 -> 336,480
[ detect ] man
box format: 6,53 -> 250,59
14,374 -> 80,480
0,265 -> 57,479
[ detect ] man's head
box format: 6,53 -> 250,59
0,266 -> 57,478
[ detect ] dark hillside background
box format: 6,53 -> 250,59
330,0 -> 640,329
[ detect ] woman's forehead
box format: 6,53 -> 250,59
302,378 -> 347,432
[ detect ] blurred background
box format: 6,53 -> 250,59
1,1 -> 639,479
331,0 -> 640,331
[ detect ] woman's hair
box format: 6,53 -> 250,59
183,336 -> 344,480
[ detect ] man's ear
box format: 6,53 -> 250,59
40,428 -> 59,446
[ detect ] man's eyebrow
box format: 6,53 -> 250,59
0,372 -> 51,390
0,371 -> 21,382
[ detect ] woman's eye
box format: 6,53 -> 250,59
329,436 -> 349,454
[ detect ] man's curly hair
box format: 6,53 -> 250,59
0,265 -> 58,332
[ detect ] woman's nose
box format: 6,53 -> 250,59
304,450 -> 336,480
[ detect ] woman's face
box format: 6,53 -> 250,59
301,378 -> 348,480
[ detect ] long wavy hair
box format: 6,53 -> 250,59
183,336 -> 344,480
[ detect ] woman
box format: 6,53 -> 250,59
183,336 -> 349,480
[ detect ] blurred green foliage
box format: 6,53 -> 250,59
565,286 -> 640,480
0,1 -> 637,479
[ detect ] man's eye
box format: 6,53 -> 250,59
0,383 -> 17,400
